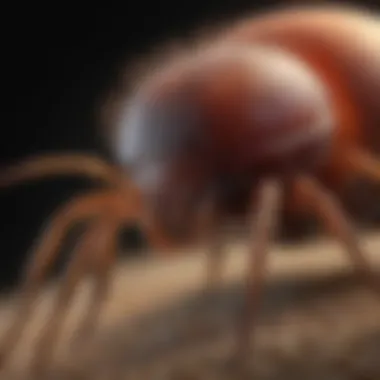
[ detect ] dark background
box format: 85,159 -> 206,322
1,0 -> 379,292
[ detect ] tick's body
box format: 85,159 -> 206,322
0,5 -> 379,374
112,6 -> 380,225
224,7 -> 380,182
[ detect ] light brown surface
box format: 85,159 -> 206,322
0,233 -> 379,379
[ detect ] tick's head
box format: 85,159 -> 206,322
111,54 -> 211,244
111,44 -> 334,244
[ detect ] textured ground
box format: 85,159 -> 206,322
0,233 -> 379,380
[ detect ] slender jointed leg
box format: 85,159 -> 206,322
28,188 -> 159,374
294,175 -> 380,294
181,195 -> 225,339
197,193 -> 225,293
0,191 -> 109,369
347,149 -> 380,183
191,227 -> 226,339
205,235 -> 225,294
235,179 -> 283,362
71,218 -> 118,351
69,188 -> 169,351
29,218 -> 112,375
28,189 -> 142,374
0,154 -> 124,188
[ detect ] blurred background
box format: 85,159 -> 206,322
1,0 -> 380,292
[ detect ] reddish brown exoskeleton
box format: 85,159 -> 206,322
0,3 -> 379,373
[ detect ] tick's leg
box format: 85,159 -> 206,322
187,228 -> 226,340
197,194 -> 225,293
71,218 -> 118,351
347,149 -> 380,182
235,179 -> 282,362
0,153 -> 123,188
70,189 -> 167,351
29,218 -> 110,375
71,185 -> 171,350
28,188 -> 158,375
0,191 -> 107,369
205,235 -> 225,293
294,176 -> 379,293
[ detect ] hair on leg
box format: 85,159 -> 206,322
294,175 -> 379,293
235,178 -> 283,363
